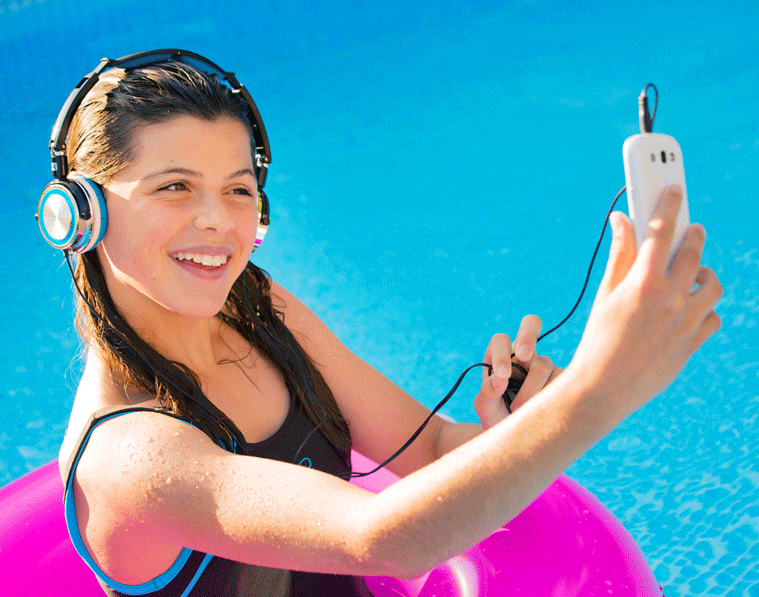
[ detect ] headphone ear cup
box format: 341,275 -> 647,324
37,175 -> 107,253
252,188 -> 270,252
70,176 -> 107,253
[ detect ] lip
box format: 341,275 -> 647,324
171,256 -> 230,281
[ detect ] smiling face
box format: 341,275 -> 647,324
96,115 -> 259,323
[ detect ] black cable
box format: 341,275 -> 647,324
341,363 -> 488,479
536,185 -> 626,344
61,84 -> 657,481
355,83 -> 658,477
639,83 -> 658,134
348,78 -> 662,473
343,182 -> 627,478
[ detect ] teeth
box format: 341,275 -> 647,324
174,253 -> 228,266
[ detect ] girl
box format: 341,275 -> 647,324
49,50 -> 722,596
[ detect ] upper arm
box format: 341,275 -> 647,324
73,410 -> 406,580
270,282 -> 449,478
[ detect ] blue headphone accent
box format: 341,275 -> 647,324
37,49 -> 271,254
38,175 -> 107,253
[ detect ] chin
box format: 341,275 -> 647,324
161,295 -> 230,320
183,303 -> 229,320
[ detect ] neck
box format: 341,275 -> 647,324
131,309 -> 225,376
97,268 -> 233,378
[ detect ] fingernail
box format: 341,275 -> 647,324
669,184 -> 683,196
610,212 -> 621,237
491,366 -> 508,390
516,346 -> 531,361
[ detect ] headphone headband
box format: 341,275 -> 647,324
48,49 -> 272,188
39,49 -> 271,254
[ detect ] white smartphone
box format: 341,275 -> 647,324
623,132 -> 690,269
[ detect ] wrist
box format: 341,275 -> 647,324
559,360 -> 629,433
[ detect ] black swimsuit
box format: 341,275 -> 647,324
62,395 -> 374,596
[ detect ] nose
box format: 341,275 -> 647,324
193,191 -> 235,234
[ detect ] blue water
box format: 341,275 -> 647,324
1,1 -> 757,594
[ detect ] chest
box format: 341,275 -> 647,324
203,348 -> 293,445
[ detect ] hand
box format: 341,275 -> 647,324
568,186 -> 722,420
474,315 -> 563,430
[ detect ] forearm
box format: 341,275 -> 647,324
434,421 -> 483,460
363,363 -> 617,578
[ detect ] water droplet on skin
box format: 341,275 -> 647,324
165,477 -> 173,485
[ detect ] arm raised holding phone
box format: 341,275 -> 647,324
359,185 -> 722,576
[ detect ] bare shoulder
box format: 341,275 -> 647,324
65,403 -> 238,584
59,350 -> 218,513
72,407 -> 221,503
58,350 -> 160,481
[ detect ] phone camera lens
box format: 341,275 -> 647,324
661,151 -> 667,163
650,153 -> 656,162
669,152 -> 675,161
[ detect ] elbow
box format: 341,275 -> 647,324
354,538 -> 428,581
354,506 -> 435,581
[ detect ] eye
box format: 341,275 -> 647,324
158,182 -> 187,192
229,186 -> 256,198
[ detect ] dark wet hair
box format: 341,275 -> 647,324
68,61 -> 351,456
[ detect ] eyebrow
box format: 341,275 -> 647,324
143,167 -> 257,181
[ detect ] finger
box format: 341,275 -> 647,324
513,315 -> 542,363
674,267 -> 722,355
483,333 -> 512,392
473,386 -> 511,430
638,185 -> 684,276
598,211 -> 637,296
668,223 -> 706,291
688,267 -> 723,318
510,363 -> 563,411
687,309 -> 722,354
511,355 -> 554,406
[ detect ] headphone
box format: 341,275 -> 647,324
37,49 -> 272,254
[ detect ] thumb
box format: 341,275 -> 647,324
474,367 -> 511,430
598,211 -> 637,296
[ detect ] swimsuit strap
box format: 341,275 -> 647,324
61,405 -> 192,504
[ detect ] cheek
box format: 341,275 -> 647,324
98,229 -> 149,283
239,207 -> 262,251
99,205 -> 171,279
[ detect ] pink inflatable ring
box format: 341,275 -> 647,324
0,452 -> 662,596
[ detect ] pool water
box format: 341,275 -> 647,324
1,1 -> 757,595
